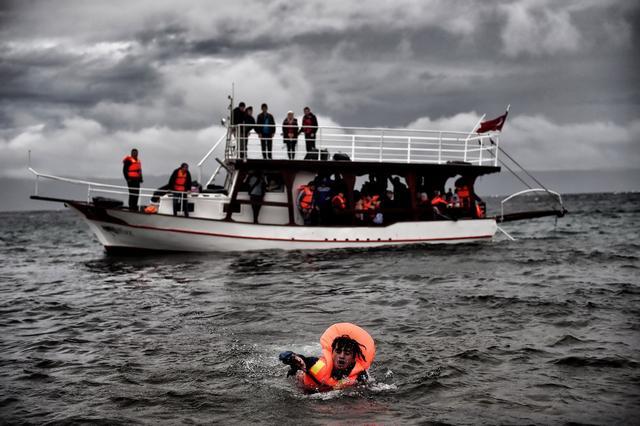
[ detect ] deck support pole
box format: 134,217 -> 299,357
283,171 -> 296,225
225,169 -> 246,221
406,172 -> 419,221
343,173 -> 356,225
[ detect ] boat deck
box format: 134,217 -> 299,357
197,124 -> 503,187
227,124 -> 500,165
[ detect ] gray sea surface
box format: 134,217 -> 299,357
0,193 -> 639,424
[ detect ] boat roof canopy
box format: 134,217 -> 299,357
229,158 -> 500,178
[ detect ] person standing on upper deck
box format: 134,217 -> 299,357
232,102 -> 246,132
232,102 -> 246,157
282,111 -> 299,160
256,103 -> 276,159
300,106 -> 318,153
239,106 -> 256,159
122,148 -> 143,211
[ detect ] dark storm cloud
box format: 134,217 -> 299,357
1,50 -> 159,106
0,0 -> 639,183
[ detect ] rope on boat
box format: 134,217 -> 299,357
488,138 -> 563,212
496,225 -> 516,241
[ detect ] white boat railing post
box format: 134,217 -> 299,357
497,225 -> 516,241
87,184 -> 91,203
438,132 -> 442,164
29,151 -> 39,196
407,137 -> 412,163
351,135 -> 355,160
197,132 -> 228,186
464,114 -> 485,164
479,137 -> 483,165
494,135 -> 500,167
379,129 -> 384,162
463,136 -> 468,163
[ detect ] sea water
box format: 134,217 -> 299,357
0,193 -> 638,424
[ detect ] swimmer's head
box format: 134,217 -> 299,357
331,335 -> 365,371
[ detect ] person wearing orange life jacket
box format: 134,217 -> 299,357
431,191 -> 447,208
331,191 -> 347,224
300,106 -> 318,154
122,148 -> 143,211
456,184 -> 471,209
297,181 -> 315,225
431,190 -> 448,217
168,163 -> 192,217
279,323 -> 376,393
331,192 -> 346,211
368,194 -> 384,224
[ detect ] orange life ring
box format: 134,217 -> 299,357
320,322 -> 375,374
298,322 -> 376,391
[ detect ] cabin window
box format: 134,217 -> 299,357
265,172 -> 284,192
237,171 -> 284,193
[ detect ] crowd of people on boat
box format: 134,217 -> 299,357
232,102 -> 319,160
294,173 -> 485,226
123,146 -> 485,223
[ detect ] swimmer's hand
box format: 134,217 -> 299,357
279,351 -> 306,374
279,351 -> 294,364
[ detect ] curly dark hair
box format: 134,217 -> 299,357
331,335 -> 367,362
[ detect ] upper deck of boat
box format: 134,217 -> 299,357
198,124 -> 502,184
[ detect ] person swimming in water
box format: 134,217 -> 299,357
279,322 -> 375,392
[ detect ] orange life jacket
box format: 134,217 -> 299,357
362,195 -> 380,211
298,323 -> 376,392
475,202 -> 485,218
431,195 -> 447,206
332,194 -> 346,210
299,186 -> 313,211
123,156 -> 141,179
173,169 -> 187,192
456,185 -> 471,208
144,204 -> 158,214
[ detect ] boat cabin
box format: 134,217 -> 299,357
157,123 -> 501,226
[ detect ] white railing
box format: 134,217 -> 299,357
28,167 -> 188,204
196,132 -> 228,188
500,188 -> 564,220
226,124 -> 500,166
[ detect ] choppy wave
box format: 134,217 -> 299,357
0,193 -> 639,424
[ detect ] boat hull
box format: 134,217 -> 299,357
70,204 -> 497,252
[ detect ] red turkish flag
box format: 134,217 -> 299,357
477,111 -> 508,133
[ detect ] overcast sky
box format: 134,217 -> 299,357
1,0 -> 639,186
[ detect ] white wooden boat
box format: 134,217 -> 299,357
29,101 -> 565,252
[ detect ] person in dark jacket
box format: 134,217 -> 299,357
282,111 -> 299,160
246,171 -> 267,223
122,148 -> 143,211
300,106 -> 318,153
168,163 -> 192,216
256,103 -> 276,159
232,102 -> 246,158
232,102 -> 246,129
238,106 -> 256,159
313,176 -> 333,225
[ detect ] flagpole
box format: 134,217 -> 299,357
463,114 -> 485,162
